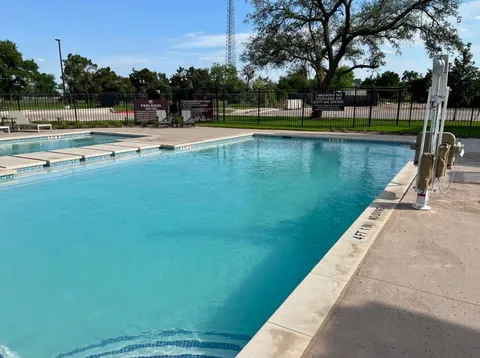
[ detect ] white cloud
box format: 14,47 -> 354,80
184,31 -> 206,37
96,55 -> 151,70
36,58 -> 45,62
475,15 -> 480,20
174,32 -> 252,49
198,56 -> 225,62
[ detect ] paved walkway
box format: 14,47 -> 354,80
306,140 -> 480,357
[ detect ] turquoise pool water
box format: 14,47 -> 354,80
0,134 -> 136,156
0,137 -> 411,358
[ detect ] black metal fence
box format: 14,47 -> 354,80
1,88 -> 479,128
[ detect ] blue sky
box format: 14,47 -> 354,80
1,0 -> 480,82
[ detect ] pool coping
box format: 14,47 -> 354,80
236,160 -> 417,358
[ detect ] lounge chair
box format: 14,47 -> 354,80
181,110 -> 196,127
9,111 -> 52,132
157,110 -> 172,127
0,126 -> 10,133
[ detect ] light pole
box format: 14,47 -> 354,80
55,38 -> 67,107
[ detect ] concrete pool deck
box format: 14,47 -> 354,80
1,127 -> 479,357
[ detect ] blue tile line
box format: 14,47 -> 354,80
49,159 -> 80,167
84,155 -> 112,163
83,340 -> 243,358
16,165 -> 44,173
0,132 -> 141,145
140,147 -> 160,153
0,174 -> 14,182
0,133 -> 90,145
114,150 -> 138,157
55,330 -> 251,358
175,136 -> 254,152
253,133 -> 410,146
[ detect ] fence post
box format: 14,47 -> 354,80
396,87 -> 402,125
352,87 -> 357,128
470,106 -> 475,128
301,92 -> 305,126
368,88 -> 374,126
408,94 -> 414,126
125,96 -> 129,124
222,89 -> 226,122
257,88 -> 261,124
216,90 -> 219,122
16,96 -> 21,111
452,105 -> 457,121
73,94 -> 78,122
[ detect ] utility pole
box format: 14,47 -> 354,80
55,38 -> 68,108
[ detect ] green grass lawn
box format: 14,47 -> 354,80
199,115 -> 480,138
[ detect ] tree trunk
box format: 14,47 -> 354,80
312,67 -> 336,118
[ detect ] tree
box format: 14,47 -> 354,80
117,76 -> 136,93
401,71 -> 421,83
210,64 -> 244,89
243,0 -> 463,90
63,54 -> 98,93
278,67 -> 314,91
375,71 -> 401,87
129,68 -> 171,97
93,67 -> 120,92
0,40 -> 56,94
170,66 -> 211,90
0,40 -> 27,93
408,71 -> 431,101
241,65 -> 256,89
331,66 -> 355,88
32,73 -> 57,94
360,71 -> 400,87
448,43 -> 480,107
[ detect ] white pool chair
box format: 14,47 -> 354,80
157,110 -> 172,127
181,110 -> 196,127
9,111 -> 52,132
0,126 -> 10,133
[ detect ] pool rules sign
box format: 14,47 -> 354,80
133,99 -> 169,123
313,92 -> 345,111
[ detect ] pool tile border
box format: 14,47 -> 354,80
237,161 -> 417,358
0,131 -> 143,145
49,159 -> 81,168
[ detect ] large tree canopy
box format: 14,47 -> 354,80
63,54 -> 98,94
0,40 -> 56,94
243,0 -> 463,90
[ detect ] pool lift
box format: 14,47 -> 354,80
411,54 -> 465,210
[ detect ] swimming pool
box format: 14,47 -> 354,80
0,136 -> 412,357
0,133 -> 140,156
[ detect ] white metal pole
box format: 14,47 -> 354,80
415,88 -> 432,189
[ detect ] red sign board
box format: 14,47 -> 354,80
133,99 -> 169,123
